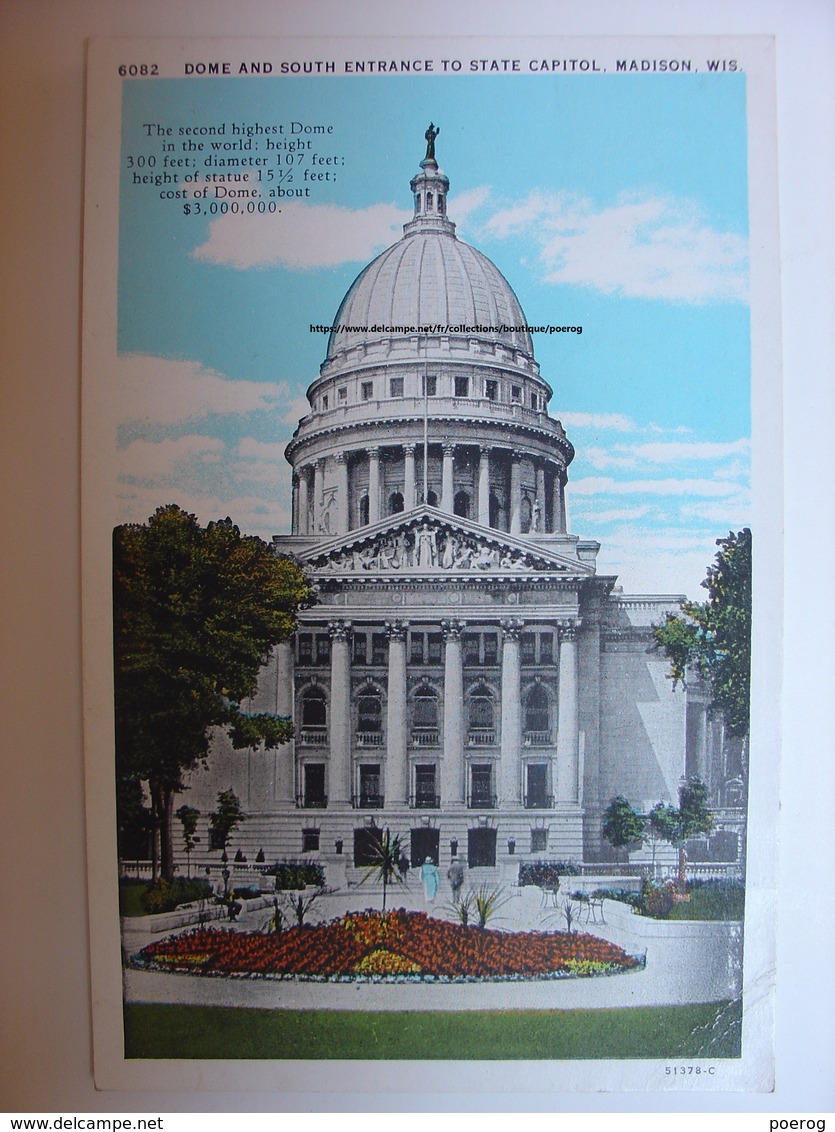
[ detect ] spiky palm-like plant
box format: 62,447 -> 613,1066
471,883 -> 508,929
360,827 -> 405,913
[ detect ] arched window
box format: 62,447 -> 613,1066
389,491 -> 404,514
426,191 -> 433,209
467,683 -> 495,744
524,684 -> 550,742
359,494 -> 369,526
454,490 -> 471,519
520,496 -> 533,533
426,489 -> 438,507
489,490 -> 502,529
301,687 -> 327,737
412,684 -> 439,745
357,685 -> 383,742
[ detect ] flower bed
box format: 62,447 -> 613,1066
135,909 -> 643,981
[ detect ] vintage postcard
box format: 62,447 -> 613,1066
82,36 -> 781,1093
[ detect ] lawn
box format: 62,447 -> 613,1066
123,1000 -> 742,1060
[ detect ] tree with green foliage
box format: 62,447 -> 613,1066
113,504 -> 314,881
653,529 -> 751,739
208,790 -> 245,856
175,804 -> 200,878
649,778 -> 714,889
602,795 -> 646,862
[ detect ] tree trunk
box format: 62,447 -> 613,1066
677,845 -> 687,892
150,781 -> 176,882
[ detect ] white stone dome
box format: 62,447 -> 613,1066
326,230 -> 534,361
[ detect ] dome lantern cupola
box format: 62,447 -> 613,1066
404,123 -> 456,239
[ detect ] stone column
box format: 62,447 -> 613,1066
441,444 -> 455,514
556,621 -> 581,802
509,452 -> 523,535
559,473 -> 568,533
291,472 -> 299,535
478,446 -> 491,526
334,451 -> 349,535
328,621 -> 352,807
312,459 -> 324,533
403,444 -> 416,511
500,619 -> 523,805
368,447 -> 381,524
535,464 -> 546,532
385,621 -> 408,807
275,639 -> 296,804
297,466 -> 309,535
442,620 -> 465,807
550,465 -> 564,533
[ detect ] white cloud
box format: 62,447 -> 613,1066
484,190 -> 748,304
580,437 -> 750,472
192,201 -> 411,270
119,435 -> 225,483
560,411 -> 637,432
118,354 -> 299,427
449,185 -> 491,231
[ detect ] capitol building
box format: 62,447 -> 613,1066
182,136 -> 740,876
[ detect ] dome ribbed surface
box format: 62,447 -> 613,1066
326,233 -> 534,360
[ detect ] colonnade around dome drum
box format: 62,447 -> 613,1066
291,442 -> 568,537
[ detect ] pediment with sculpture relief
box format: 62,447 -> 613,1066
301,507 -> 594,578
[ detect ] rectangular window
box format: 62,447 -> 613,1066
463,633 -> 480,665
321,394 -> 329,410
521,632 -> 536,664
338,386 -> 347,402
361,381 -> 374,401
390,377 -> 404,398
371,632 -> 388,666
303,763 -> 326,808
467,826 -> 497,867
302,828 -> 320,852
485,379 -> 498,401
539,632 -> 553,665
427,632 -> 442,664
410,633 -> 425,665
414,764 -> 437,807
359,764 -> 382,807
531,828 -> 548,853
454,375 -> 469,398
483,633 -> 498,665
530,392 -> 540,410
511,385 -> 522,403
297,633 -> 313,665
353,633 -> 368,665
470,764 -> 494,808
315,633 -> 330,665
422,374 -> 437,397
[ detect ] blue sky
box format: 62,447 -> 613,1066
117,71 -> 750,596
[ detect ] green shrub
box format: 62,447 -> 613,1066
140,877 -> 213,915
263,861 -> 325,890
668,879 -> 745,921
231,886 -> 261,901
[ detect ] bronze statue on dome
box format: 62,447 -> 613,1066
424,122 -> 439,161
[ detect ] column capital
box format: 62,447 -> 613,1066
384,619 -> 409,641
327,618 -> 352,641
510,448 -> 525,463
441,618 -> 466,641
442,443 -> 456,457
403,443 -> 416,456
558,619 -> 582,641
368,446 -> 380,459
333,450 -> 346,464
479,444 -> 491,456
500,617 -> 525,641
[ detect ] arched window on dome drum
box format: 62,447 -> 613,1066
426,191 -> 433,209
389,491 -> 404,515
438,194 -> 445,214
524,684 -> 551,744
467,683 -> 495,745
424,489 -> 438,508
412,684 -> 439,746
359,494 -> 369,527
454,490 -> 470,519
521,496 -> 533,534
356,685 -> 383,746
414,193 -> 420,211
